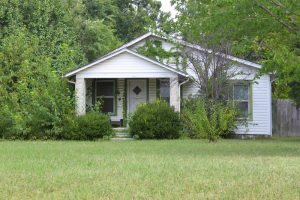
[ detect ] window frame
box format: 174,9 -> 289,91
95,79 -> 116,115
158,78 -> 170,104
231,81 -> 253,120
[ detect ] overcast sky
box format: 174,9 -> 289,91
159,0 -> 177,17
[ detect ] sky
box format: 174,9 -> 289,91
159,0 -> 177,18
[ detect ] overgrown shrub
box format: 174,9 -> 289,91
63,111 -> 113,140
0,106 -> 113,140
77,112 -> 113,140
61,114 -> 81,140
0,106 -> 31,140
182,98 -> 239,142
129,100 -> 181,139
0,106 -> 14,138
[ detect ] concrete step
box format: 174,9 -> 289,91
112,128 -> 132,140
115,132 -> 130,136
111,138 -> 135,141
113,127 -> 129,133
114,135 -> 131,139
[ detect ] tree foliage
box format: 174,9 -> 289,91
113,0 -> 169,41
182,98 -> 238,142
0,0 -> 166,138
137,40 -> 178,62
184,40 -> 249,101
171,0 -> 300,106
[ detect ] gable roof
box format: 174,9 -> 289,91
65,32 -> 262,78
109,32 -> 262,69
64,48 -> 188,78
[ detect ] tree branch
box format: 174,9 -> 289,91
255,1 -> 298,34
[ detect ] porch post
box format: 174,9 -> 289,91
170,76 -> 180,112
75,77 -> 86,116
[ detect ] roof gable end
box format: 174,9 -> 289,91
65,48 -> 188,77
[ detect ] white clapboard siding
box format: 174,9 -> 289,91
148,79 -> 157,102
182,74 -> 272,135
182,81 -> 199,98
236,75 -> 272,135
76,52 -> 177,79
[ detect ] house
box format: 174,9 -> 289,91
65,32 -> 272,136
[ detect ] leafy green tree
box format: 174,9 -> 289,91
83,0 -> 118,22
171,0 -> 300,106
0,0 -> 122,138
82,0 -> 170,43
0,0 -> 169,138
77,19 -> 121,61
114,0 -> 169,41
0,29 -> 76,138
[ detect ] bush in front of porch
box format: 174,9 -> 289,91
129,100 -> 181,139
63,111 -> 113,140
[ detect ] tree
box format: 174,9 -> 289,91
80,0 -> 169,59
184,39 -> 247,101
171,0 -> 300,106
113,0 -> 169,41
77,19 -> 121,61
180,40 -> 243,142
0,0 -> 123,137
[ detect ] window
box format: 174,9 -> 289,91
232,83 -> 251,118
159,79 -> 170,103
95,80 -> 115,114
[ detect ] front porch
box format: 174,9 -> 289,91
75,77 -> 182,127
65,48 -> 189,126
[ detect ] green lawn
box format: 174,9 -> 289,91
0,139 -> 300,199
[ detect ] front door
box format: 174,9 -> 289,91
128,79 -> 147,114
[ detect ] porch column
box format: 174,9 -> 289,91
170,76 -> 180,112
75,77 -> 86,116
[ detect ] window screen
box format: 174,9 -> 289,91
160,79 -> 170,103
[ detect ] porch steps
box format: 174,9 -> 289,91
111,138 -> 135,141
113,127 -> 129,133
112,128 -> 134,141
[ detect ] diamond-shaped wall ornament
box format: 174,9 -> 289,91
133,86 -> 142,95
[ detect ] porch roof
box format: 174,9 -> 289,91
65,49 -> 188,78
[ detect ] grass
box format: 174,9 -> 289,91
0,138 -> 300,199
